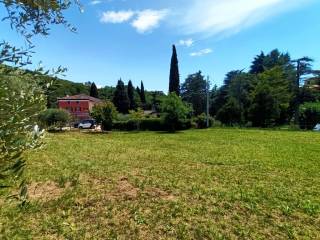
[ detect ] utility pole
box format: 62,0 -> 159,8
206,76 -> 210,128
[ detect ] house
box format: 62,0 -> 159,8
57,94 -> 102,121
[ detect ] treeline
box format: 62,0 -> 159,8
45,77 -> 165,111
209,49 -> 320,127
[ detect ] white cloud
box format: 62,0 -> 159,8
100,10 -> 135,24
178,0 -> 310,37
190,48 -> 212,57
100,9 -> 169,33
90,0 -> 102,5
131,9 -> 169,33
178,39 -> 194,47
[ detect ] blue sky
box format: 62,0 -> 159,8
1,0 -> 320,91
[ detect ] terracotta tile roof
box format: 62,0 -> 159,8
57,94 -> 102,103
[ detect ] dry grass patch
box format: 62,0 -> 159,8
27,181 -> 70,202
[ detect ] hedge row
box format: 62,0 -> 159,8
112,118 -> 192,131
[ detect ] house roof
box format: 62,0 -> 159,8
57,94 -> 102,103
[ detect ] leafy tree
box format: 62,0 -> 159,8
113,79 -> 130,114
292,57 -> 314,124
1,1 -> 78,67
1,0 -> 78,198
90,82 -> 99,98
227,72 -> 253,123
216,97 -> 242,126
181,71 -> 207,115
249,82 -> 280,127
98,86 -> 115,101
249,67 -> 292,127
127,80 -> 136,110
140,81 -> 146,105
210,70 -> 243,116
169,45 -> 180,96
39,109 -> 70,130
161,93 -> 191,132
91,101 -> 118,131
0,69 -> 46,197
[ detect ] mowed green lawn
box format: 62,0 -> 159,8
1,128 -> 320,239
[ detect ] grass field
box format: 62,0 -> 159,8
1,128 -> 320,239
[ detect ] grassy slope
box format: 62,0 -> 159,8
1,129 -> 320,239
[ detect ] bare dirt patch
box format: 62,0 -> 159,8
116,176 -> 139,200
145,187 -> 176,201
28,181 -> 67,201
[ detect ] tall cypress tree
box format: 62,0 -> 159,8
113,79 -> 129,114
169,44 -> 180,96
90,82 -> 99,98
127,80 -> 136,110
140,81 -> 146,104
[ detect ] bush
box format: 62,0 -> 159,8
140,118 -> 164,131
113,120 -> 139,131
161,93 -> 192,132
299,102 -> 320,130
194,113 -> 213,129
113,118 -> 164,131
39,108 -> 70,130
91,101 -> 118,131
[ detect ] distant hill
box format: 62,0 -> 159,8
1,64 -> 164,109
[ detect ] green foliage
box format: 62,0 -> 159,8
160,93 -> 191,132
127,80 -> 136,110
38,109 -> 71,130
46,78 -> 89,108
91,101 -> 118,131
299,102 -> 320,129
194,113 -> 213,129
0,69 -> 46,194
140,81 -> 146,105
249,67 -> 293,127
89,82 -> 99,98
181,71 -> 207,115
113,118 -> 165,131
249,82 -> 280,127
169,45 -> 180,96
216,97 -> 242,126
113,79 -> 130,114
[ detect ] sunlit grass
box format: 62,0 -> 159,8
1,128 -> 320,239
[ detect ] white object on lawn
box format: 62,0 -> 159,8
313,124 -> 320,131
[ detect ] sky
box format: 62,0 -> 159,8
1,0 -> 320,92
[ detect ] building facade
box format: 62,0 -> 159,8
57,94 -> 102,121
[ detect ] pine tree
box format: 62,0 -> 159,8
140,81 -> 146,104
169,45 -> 180,96
113,79 -> 129,114
127,80 -> 136,110
250,52 -> 265,74
90,82 -> 99,98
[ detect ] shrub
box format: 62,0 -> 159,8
160,93 -> 191,132
91,101 -> 118,131
39,108 -> 70,130
140,118 -> 164,131
299,102 -> 320,130
113,118 -> 164,131
194,113 -> 213,129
